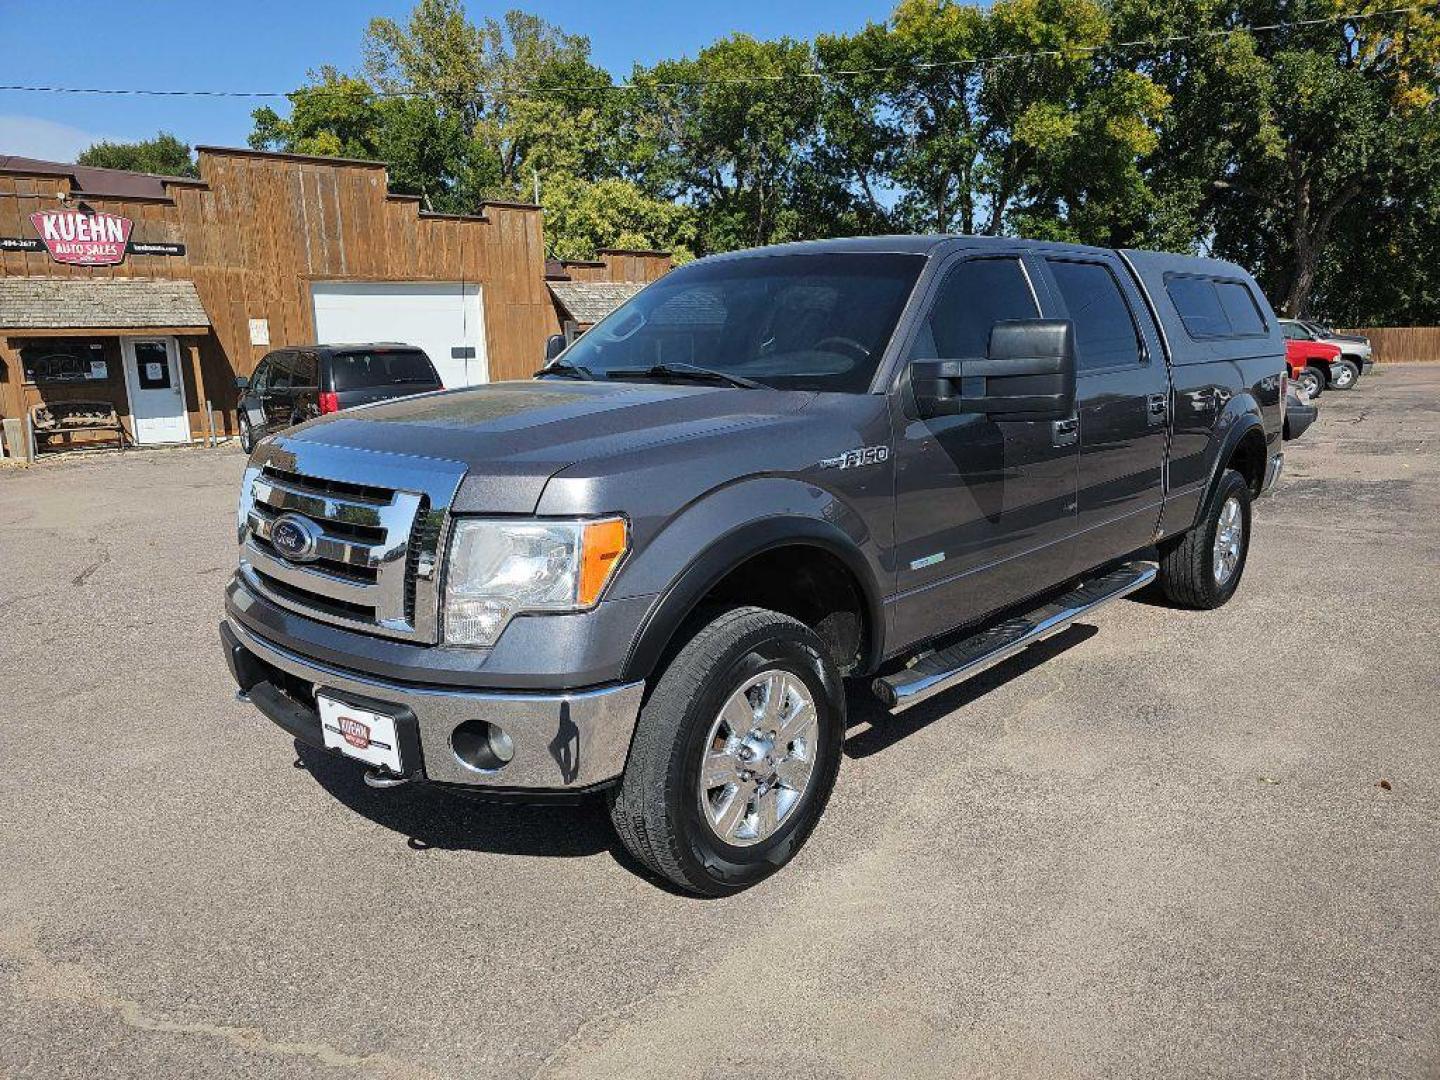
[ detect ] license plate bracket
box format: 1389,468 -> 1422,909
317,693 -> 405,774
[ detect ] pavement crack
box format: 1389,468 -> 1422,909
71,549 -> 110,587
0,923 -> 434,1077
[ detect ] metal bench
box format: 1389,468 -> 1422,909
30,400 -> 130,453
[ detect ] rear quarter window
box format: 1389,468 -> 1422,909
329,350 -> 439,391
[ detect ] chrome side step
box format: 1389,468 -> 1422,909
873,561 -> 1158,712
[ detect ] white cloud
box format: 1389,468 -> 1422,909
0,115 -> 123,163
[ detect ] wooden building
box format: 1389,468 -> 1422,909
0,148 -> 668,449
545,249 -> 672,342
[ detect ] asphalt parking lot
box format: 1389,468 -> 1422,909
2,365 -> 1438,1079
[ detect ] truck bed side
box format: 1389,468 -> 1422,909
1119,249 -> 1286,538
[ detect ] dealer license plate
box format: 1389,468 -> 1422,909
317,695 -> 403,773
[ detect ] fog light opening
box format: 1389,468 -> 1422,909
451,719 -> 515,773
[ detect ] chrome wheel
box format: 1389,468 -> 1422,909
1333,362 -> 1357,389
698,670 -> 819,847
1213,495 -> 1243,585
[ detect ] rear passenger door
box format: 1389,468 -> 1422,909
259,352 -> 295,435
241,356 -> 272,433
289,351 -> 320,422
1039,255 -> 1170,564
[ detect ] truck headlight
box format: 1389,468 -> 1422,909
442,517 -> 628,647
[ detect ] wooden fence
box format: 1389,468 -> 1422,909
1338,327 -> 1440,364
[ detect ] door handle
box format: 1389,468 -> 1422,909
1052,416 -> 1079,447
1147,393 -> 1168,425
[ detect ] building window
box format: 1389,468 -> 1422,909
20,340 -> 111,384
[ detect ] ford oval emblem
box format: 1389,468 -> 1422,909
269,512 -> 322,563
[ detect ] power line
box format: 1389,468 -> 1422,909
0,4 -> 1431,101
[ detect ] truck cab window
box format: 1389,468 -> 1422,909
911,258 -> 1037,359
1048,260 -> 1141,372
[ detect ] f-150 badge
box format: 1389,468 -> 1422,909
819,446 -> 890,470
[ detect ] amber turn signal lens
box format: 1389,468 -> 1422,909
579,518 -> 628,606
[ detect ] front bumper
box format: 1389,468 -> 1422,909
221,617 -> 644,791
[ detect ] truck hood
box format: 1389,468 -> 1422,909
283,379 -> 813,513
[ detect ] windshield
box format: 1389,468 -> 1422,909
554,252 -> 925,392
330,349 -> 438,391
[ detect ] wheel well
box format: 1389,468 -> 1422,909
1307,363 -> 1330,385
1227,428 -> 1268,496
699,545 -> 869,674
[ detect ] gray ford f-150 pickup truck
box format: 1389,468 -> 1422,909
222,236 -> 1285,895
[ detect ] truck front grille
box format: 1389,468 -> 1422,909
236,440 -> 467,644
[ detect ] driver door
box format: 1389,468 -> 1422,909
888,253 -> 1080,647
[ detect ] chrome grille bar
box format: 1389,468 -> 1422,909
236,438 -> 468,644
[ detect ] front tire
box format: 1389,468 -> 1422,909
238,415 -> 255,454
609,606 -> 846,896
1331,359 -> 1360,390
1156,469 -> 1252,610
1297,367 -> 1325,399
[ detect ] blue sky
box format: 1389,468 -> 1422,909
0,0 -> 893,162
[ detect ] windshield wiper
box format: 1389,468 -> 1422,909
534,359 -> 595,380
606,363 -> 768,390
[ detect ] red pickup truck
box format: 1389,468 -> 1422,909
1286,338 -> 1342,399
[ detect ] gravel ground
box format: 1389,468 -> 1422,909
1,365 -> 1437,1079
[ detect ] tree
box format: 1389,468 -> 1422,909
363,3 -> 608,192
1314,107 -> 1440,323
1120,0 -> 1440,315
624,34 -> 829,252
816,0 -> 1167,244
77,132 -> 197,177
250,67 -> 499,214
539,175 -> 697,261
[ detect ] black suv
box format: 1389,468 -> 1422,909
235,344 -> 443,452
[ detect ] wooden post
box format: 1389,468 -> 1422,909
186,338 -> 210,446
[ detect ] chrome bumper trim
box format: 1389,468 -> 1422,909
227,617 -> 644,789
1263,451 -> 1283,494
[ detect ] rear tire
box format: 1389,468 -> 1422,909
1156,469 -> 1252,610
608,606 -> 846,896
1331,359 -> 1360,390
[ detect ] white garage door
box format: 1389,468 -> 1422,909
311,282 -> 488,389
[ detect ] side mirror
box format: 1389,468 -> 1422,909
912,319 -> 1076,422
234,375 -> 250,391
544,334 -> 566,362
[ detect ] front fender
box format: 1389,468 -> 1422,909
613,477 -> 887,683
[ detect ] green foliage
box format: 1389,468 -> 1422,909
540,176 -> 697,262
624,34 -> 828,253
77,132 -> 197,177
247,0 -> 1440,321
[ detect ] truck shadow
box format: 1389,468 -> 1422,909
294,741 -> 615,859
843,623 -> 1099,759
290,621 -> 1098,887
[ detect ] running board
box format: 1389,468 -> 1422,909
873,561 -> 1158,713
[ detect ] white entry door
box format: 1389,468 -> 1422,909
311,281 -> 489,389
121,337 -> 189,444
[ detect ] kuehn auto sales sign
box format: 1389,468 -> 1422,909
29,209 -> 133,266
